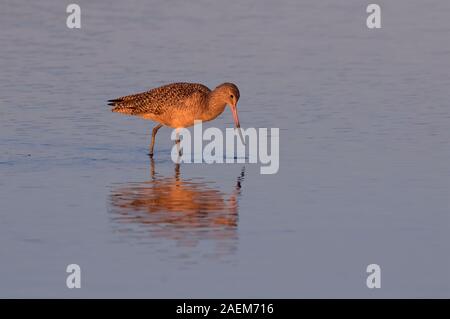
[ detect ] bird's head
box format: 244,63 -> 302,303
215,82 -> 244,144
218,82 -> 240,108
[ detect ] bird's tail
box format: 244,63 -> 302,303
108,90 -> 152,115
108,97 -> 135,114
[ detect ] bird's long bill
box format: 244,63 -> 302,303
231,105 -> 245,145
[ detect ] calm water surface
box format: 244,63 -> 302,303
0,0 -> 449,297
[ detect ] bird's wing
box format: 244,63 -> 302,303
108,82 -> 211,115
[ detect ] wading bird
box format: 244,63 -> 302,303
108,82 -> 245,157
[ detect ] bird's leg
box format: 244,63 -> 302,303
149,124 -> 163,157
175,128 -> 182,157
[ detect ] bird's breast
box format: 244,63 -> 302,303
146,107 -> 201,128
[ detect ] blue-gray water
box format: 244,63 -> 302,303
0,0 -> 449,297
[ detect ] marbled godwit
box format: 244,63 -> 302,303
108,82 -> 245,157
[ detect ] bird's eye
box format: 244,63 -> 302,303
230,95 -> 234,99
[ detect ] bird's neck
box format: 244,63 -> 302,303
201,90 -> 227,122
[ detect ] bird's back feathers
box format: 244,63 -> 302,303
108,82 -> 211,116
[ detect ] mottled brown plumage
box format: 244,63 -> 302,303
109,83 -> 211,117
108,82 -> 243,157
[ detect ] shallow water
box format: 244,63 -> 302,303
0,0 -> 449,297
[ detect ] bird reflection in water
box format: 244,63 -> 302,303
109,159 -> 245,259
